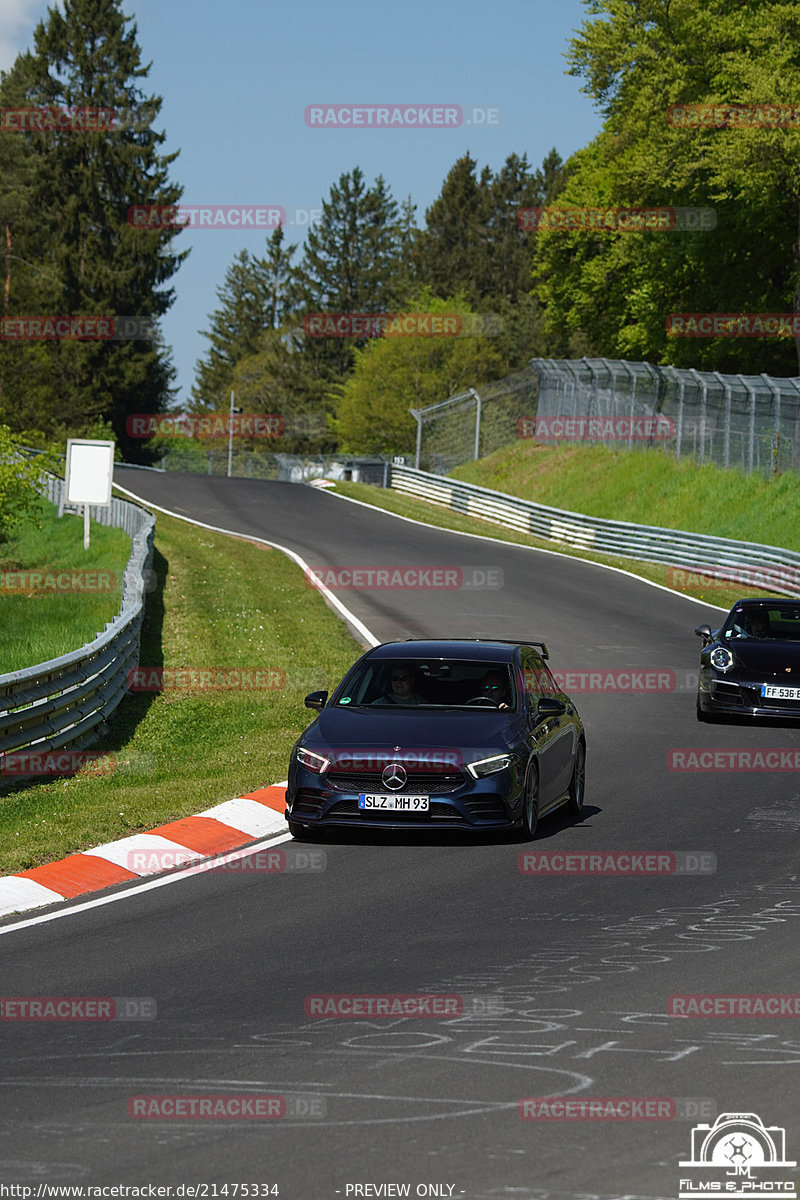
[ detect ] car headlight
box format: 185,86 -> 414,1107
466,753 -> 513,780
295,746 -> 330,773
709,646 -> 734,673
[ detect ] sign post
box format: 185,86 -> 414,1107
63,439 -> 115,550
228,392 -> 243,478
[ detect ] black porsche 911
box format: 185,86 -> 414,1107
285,639 -> 586,839
696,598 -> 800,721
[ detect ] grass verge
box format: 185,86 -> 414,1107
450,441 -> 800,550
0,510 -> 360,874
0,497 -> 131,673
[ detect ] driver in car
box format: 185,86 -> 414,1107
746,610 -> 771,638
373,667 -> 427,705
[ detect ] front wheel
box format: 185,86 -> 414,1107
519,766 -> 539,840
287,819 -> 320,841
696,693 -> 714,723
565,741 -> 585,816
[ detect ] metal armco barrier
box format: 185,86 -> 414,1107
390,465 -> 800,597
0,476 -> 155,771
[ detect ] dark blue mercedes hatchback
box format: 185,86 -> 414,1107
285,639 -> 586,839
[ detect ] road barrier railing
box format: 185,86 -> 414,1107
390,464 -> 800,597
0,475 -> 155,773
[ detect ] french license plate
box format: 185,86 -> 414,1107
358,794 -> 430,812
761,684 -> 800,700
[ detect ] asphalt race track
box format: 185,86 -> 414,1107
2,470 -> 800,1200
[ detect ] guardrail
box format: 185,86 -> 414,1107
0,475 -> 155,774
390,465 -> 800,597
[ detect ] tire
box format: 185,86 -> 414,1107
565,741 -> 585,817
696,694 -> 714,723
519,765 -> 539,841
287,819 -> 319,841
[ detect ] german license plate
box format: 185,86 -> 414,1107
761,685 -> 800,700
358,794 -> 429,811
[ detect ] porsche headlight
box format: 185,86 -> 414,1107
295,746 -> 330,773
709,646 -> 734,673
466,753 -> 513,779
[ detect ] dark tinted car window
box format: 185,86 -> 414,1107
335,659 -> 516,709
723,605 -> 800,641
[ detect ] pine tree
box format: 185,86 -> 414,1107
0,0 -> 185,457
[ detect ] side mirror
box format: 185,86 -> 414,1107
304,690 -> 328,711
694,624 -> 713,642
536,697 -> 566,719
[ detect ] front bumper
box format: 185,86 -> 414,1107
285,767 -> 521,831
699,672 -> 800,719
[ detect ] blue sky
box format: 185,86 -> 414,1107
2,0 -> 602,406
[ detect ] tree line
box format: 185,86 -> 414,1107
3,0 -> 800,462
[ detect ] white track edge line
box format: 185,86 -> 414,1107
327,488 -> 730,612
0,830 -> 293,937
113,479 -> 381,644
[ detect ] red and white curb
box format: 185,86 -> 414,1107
0,783 -> 288,918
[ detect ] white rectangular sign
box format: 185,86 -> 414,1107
65,439 -> 115,507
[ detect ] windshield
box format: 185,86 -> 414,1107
722,605 -> 800,641
334,659 -> 517,709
